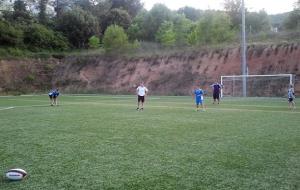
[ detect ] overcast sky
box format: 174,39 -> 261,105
142,0 -> 296,14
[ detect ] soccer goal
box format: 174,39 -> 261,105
221,74 -> 295,97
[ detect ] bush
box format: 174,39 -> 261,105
88,35 -> 100,49
23,24 -> 68,51
0,20 -> 23,46
103,25 -> 129,52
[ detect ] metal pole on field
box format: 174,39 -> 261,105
241,0 -> 247,97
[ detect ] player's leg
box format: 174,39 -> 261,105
195,98 -> 200,111
200,99 -> 205,111
213,93 -> 217,104
291,99 -> 296,109
49,95 -> 53,106
137,96 -> 140,110
54,96 -> 58,106
288,98 -> 293,110
140,96 -> 145,110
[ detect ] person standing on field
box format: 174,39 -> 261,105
193,86 -> 205,111
288,84 -> 296,110
211,82 -> 223,104
48,88 -> 60,106
136,82 -> 148,111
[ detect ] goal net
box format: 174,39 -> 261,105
221,74 -> 295,97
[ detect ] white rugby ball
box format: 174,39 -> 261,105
6,168 -> 27,181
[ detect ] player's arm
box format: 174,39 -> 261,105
145,88 -> 149,96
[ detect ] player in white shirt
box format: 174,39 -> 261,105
136,82 -> 148,111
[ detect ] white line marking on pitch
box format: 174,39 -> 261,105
0,107 -> 15,111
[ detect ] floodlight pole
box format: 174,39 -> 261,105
241,0 -> 247,97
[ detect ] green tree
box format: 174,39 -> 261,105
39,0 -> 49,24
57,7 -> 100,48
223,0 -> 242,29
142,3 -> 172,41
127,10 -> 147,41
88,35 -> 100,48
23,24 -> 68,50
109,0 -> 143,18
173,14 -> 193,46
177,6 -> 202,21
11,0 -> 32,23
104,8 -> 132,30
103,24 -> 129,52
284,1 -> 300,30
189,11 -> 235,46
246,10 -> 271,34
0,20 -> 24,46
155,21 -> 176,47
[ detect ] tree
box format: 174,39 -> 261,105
284,1 -> 300,30
223,0 -> 242,29
12,0 -> 32,22
74,0 -> 93,11
103,24 -> 129,52
23,24 -> 68,50
177,6 -> 202,21
39,0 -> 49,24
188,11 -> 235,46
127,9 -> 147,41
57,7 -> 100,48
173,14 -> 193,46
109,0 -> 143,18
155,21 -> 176,47
52,0 -> 72,18
104,8 -> 132,30
0,20 -> 24,46
246,10 -> 271,34
142,3 -> 172,41
88,35 -> 100,48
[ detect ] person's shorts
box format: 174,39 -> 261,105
195,97 -> 203,105
49,95 -> 58,99
138,96 -> 145,103
213,92 -> 220,100
288,98 -> 294,102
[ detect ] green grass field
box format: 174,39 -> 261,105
0,95 -> 299,190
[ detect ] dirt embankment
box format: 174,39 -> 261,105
0,43 -> 299,95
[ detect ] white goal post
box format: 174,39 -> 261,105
221,74 -> 295,97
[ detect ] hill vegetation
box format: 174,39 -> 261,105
0,0 -> 299,58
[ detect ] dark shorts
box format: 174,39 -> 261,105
49,95 -> 58,99
213,92 -> 220,100
138,96 -> 145,103
288,98 -> 294,102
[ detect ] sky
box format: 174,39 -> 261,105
142,0 -> 297,14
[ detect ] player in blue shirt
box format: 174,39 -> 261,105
288,84 -> 296,110
48,88 -> 60,106
193,87 -> 205,111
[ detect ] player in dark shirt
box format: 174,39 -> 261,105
211,82 -> 223,104
48,89 -> 60,106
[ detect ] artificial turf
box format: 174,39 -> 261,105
0,95 -> 299,190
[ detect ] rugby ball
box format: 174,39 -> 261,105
5,168 -> 27,181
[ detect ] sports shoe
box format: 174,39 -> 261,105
136,108 -> 139,111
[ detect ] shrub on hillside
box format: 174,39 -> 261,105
23,24 -> 69,51
0,20 -> 23,46
88,35 -> 100,49
103,25 -> 129,52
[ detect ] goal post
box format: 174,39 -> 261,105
221,74 -> 295,97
